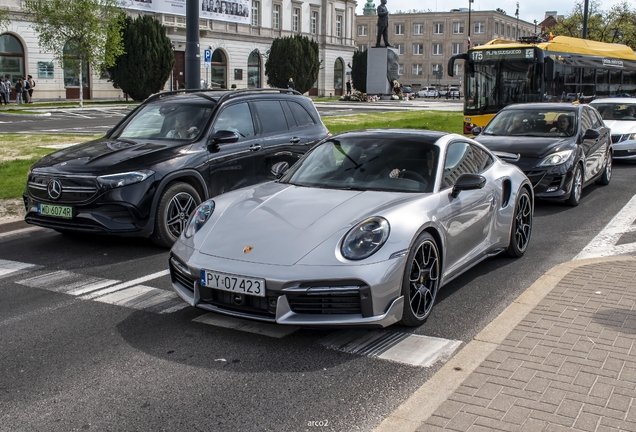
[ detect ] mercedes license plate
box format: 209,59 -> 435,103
200,270 -> 266,297
37,203 -> 73,219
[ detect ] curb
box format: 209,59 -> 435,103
373,255 -> 636,432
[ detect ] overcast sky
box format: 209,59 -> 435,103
355,0 -> 626,28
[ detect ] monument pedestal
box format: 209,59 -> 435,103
366,47 -> 399,95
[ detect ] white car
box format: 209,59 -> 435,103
590,98 -> 636,161
417,86 -> 439,98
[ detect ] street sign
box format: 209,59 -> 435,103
204,63 -> 210,68
204,49 -> 211,63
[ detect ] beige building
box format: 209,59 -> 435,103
355,9 -> 535,90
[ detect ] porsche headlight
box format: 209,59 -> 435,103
96,170 -> 154,189
184,200 -> 215,238
341,217 -> 390,260
537,150 -> 574,167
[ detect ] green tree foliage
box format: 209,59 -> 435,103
265,35 -> 320,94
351,50 -> 368,93
551,0 -> 636,50
107,15 -> 174,101
23,0 -> 125,107
0,7 -> 9,30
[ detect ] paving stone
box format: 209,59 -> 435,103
444,412 -> 478,431
572,412 -> 601,431
555,399 -> 583,418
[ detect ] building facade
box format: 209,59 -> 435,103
0,0 -> 357,101
356,9 -> 535,90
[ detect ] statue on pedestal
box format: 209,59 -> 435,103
375,0 -> 391,48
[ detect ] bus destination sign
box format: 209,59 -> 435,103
471,48 -> 535,61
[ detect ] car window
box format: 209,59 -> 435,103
116,104 -> 213,140
212,102 -> 255,138
586,106 -> 603,129
592,103 -> 636,121
288,101 -> 316,127
253,100 -> 289,134
580,108 -> 593,132
443,142 -> 493,188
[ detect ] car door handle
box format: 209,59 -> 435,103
289,137 -> 301,144
249,144 -> 262,151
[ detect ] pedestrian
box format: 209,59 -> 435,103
3,76 -> 10,104
22,76 -> 30,103
346,80 -> 352,95
0,77 -> 8,105
27,75 -> 35,103
287,77 -> 294,90
15,78 -> 23,104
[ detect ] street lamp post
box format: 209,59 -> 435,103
515,2 -> 519,40
468,0 -> 473,49
534,19 -> 537,36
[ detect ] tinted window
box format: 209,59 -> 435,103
586,106 -> 602,129
580,108 -> 593,132
288,101 -> 316,127
254,100 -> 289,134
116,104 -> 213,139
443,142 -> 493,188
213,102 -> 255,138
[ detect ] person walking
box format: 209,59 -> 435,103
346,80 -> 352,95
15,78 -> 23,104
0,77 -> 9,105
27,75 -> 35,103
22,76 -> 31,104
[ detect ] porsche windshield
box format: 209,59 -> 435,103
280,137 -> 439,193
483,109 -> 578,138
112,103 -> 215,140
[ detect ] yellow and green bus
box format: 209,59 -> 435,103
448,35 -> 636,133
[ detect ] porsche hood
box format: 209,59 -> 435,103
197,183 -> 415,266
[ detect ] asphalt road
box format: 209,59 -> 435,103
1,162 -> 635,431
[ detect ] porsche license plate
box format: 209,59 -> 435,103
37,203 -> 73,219
200,270 -> 266,297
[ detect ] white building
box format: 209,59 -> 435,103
0,0 -> 357,100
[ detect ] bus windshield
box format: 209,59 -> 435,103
465,60 -> 543,115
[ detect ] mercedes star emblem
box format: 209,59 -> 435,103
47,179 -> 62,200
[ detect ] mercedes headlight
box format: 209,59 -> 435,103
184,200 -> 215,238
538,150 -> 574,167
96,170 -> 154,189
341,217 -> 390,260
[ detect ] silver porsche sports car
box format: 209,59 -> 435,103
169,130 -> 533,328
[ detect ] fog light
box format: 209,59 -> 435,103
546,186 -> 558,192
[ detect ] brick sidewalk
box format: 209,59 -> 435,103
418,259 -> 636,431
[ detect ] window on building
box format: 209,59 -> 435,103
433,23 -> 444,34
397,43 -> 404,55
358,44 -> 367,52
311,11 -> 318,34
452,22 -> 464,34
37,61 -> 54,79
432,64 -> 443,79
413,43 -> 423,55
507,26 -> 510,37
211,49 -> 227,89
413,23 -> 423,35
494,22 -> 499,34
432,43 -> 443,55
336,15 -> 342,37
0,34 -> 25,84
398,64 -> 404,75
292,7 -> 300,32
272,4 -> 280,29
251,1 -> 260,26
454,63 -> 461,76
247,50 -> 261,88
412,64 -> 423,76
474,22 -> 485,34
358,25 -> 367,36
395,24 -> 404,35
452,43 -> 463,55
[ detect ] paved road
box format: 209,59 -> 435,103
1,163 -> 635,431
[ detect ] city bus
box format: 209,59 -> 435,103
448,35 -> 636,133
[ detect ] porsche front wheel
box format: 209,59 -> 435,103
399,232 -> 440,327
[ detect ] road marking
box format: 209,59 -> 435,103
16,269 -> 184,314
320,330 -> 462,367
0,259 -> 38,278
193,313 -> 299,338
0,227 -> 45,240
575,194 -> 636,260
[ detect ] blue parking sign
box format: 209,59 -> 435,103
204,49 -> 211,62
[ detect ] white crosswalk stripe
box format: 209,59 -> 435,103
0,259 -> 39,278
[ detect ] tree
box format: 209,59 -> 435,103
265,35 -> 320,94
551,0 -> 636,50
351,50 -> 367,93
0,7 -> 9,30
23,0 -> 125,107
107,15 -> 174,101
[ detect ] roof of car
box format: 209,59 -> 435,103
144,88 -> 304,105
503,102 -> 581,112
590,98 -> 636,104
336,129 -> 447,143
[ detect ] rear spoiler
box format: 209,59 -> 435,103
448,53 -> 469,77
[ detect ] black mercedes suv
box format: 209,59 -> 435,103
23,88 -> 330,247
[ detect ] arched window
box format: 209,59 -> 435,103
0,34 -> 25,85
334,58 -> 344,96
211,49 -> 227,89
247,51 -> 261,88
63,41 -> 89,88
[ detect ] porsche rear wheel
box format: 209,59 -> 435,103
399,232 -> 440,327
506,188 -> 532,257
150,182 -> 201,248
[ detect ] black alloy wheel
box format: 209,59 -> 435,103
566,164 -> 583,206
399,232 -> 440,327
151,182 -> 201,248
506,188 -> 532,257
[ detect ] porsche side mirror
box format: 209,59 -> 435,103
271,161 -> 290,178
451,173 -> 487,198
583,129 -> 600,140
471,126 -> 482,135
